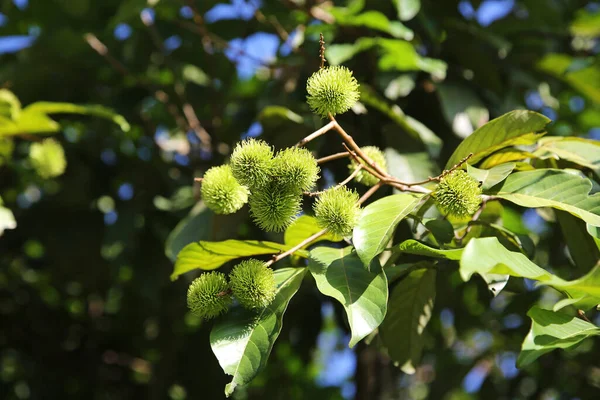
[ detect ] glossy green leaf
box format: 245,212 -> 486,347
480,149 -> 536,169
24,102 -> 130,131
380,268 -> 436,374
467,162 -> 515,190
445,110 -> 550,169
424,219 -> 455,244
172,240 -> 297,280
534,137 -> 600,174
284,215 -> 342,247
393,0 -> 421,21
353,193 -> 423,266
517,306 -> 600,367
493,169 -> 600,228
394,240 -> 463,260
308,247 -> 388,347
210,267 -> 306,397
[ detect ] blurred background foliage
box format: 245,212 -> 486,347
0,0 -> 599,399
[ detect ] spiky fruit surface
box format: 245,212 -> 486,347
229,259 -> 277,309
249,184 -> 301,232
273,147 -> 320,192
314,186 -> 361,237
348,146 -> 387,186
187,272 -> 232,320
29,138 -> 67,178
432,170 -> 482,218
230,139 -> 274,189
201,165 -> 249,214
306,66 -> 360,118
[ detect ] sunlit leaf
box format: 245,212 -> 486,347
210,267 -> 306,397
467,162 -> 515,190
308,246 -> 388,347
518,306 -> 600,367
284,215 -> 342,247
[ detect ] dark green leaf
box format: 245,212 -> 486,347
380,268 -> 436,374
556,211 -> 600,271
424,219 -> 455,244
395,239 -> 463,260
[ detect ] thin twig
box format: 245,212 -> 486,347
319,33 -> 326,69
578,310 -> 593,323
304,165 -> 363,197
359,182 -> 383,204
317,151 -> 351,164
264,229 -> 328,267
295,121 -> 335,147
84,34 -> 130,76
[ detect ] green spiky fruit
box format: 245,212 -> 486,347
348,146 -> 387,186
432,170 -> 482,218
230,139 -> 274,189
273,147 -> 320,192
29,138 -> 67,178
306,66 -> 360,118
229,259 -> 277,309
249,184 -> 301,232
201,165 -> 249,214
314,186 -> 361,237
187,272 -> 232,320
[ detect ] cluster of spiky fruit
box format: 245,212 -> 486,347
201,138 -> 320,232
187,259 -> 277,320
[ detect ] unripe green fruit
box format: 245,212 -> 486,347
249,183 -> 301,232
273,147 -> 320,192
314,186 -> 361,237
432,170 -> 482,218
348,146 -> 387,186
201,165 -> 249,214
230,139 -> 274,189
306,66 -> 360,118
229,259 -> 277,309
187,272 -> 232,320
29,138 -> 67,178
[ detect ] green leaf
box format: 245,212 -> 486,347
165,202 -> 213,262
493,169 -> 600,228
360,85 -> 442,157
0,110 -> 59,136
284,215 -> 342,247
0,89 -> 21,119
460,237 -> 600,306
210,267 -> 306,397
393,0 -> 421,21
533,137 -> 600,175
353,193 -> 423,266
570,9 -> 600,37
517,306 -> 600,367
258,105 -> 303,126
556,211 -> 600,271
394,239 -> 463,260
385,149 -> 439,185
24,102 -> 130,132
380,268 -> 435,374
334,10 -> 413,40
537,54 -> 600,104
424,219 -> 455,244
467,162 -> 516,190
308,247 -> 388,347
172,240 -> 300,280
182,64 -> 210,86
480,149 -> 537,169
325,37 -> 377,66
445,110 -> 551,169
